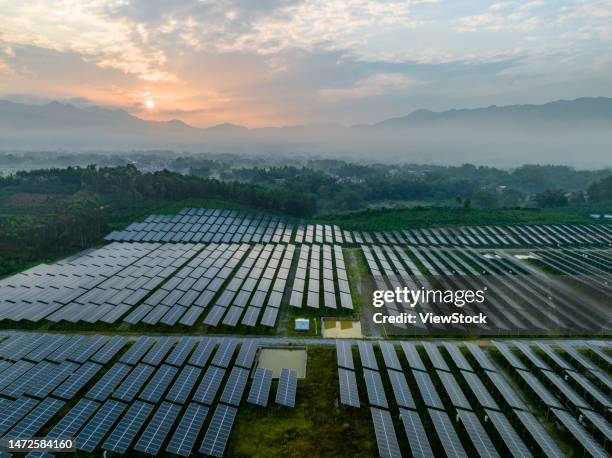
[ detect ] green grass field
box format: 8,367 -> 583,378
314,205 -> 609,231
227,347 -> 377,458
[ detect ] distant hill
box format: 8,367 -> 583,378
374,97 -> 612,128
1,97 -> 611,167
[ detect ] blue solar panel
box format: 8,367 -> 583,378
102,400 -> 154,454
358,341 -> 378,370
461,370 -> 500,411
550,408 -> 606,458
193,366 -> 226,405
387,370 -> 415,409
211,340 -> 238,368
516,370 -> 563,409
26,361 -> 79,398
457,410 -> 500,458
566,371 -> 610,409
87,363 -> 131,401
47,335 -> 86,363
54,362 -> 103,399
120,337 -> 155,365
363,368 -> 388,409
165,338 -> 197,367
0,361 -> 11,376
24,335 -> 70,362
481,372 -> 524,411
275,368 -> 298,408
199,404 -> 237,457
399,409 -> 434,458
514,410 -> 564,458
0,397 -> 11,413
70,335 -> 109,364
0,397 -> 39,435
2,361 -> 55,398
166,365 -> 201,404
412,370 -> 443,410
247,367 -> 273,407
429,409 -> 468,458
113,363 -> 155,402
5,397 -> 65,438
485,410 -> 532,458
338,368 -> 360,408
166,403 -> 209,457
379,342 -> 402,371
45,398 -> 100,439
437,370 -> 472,410
220,367 -> 250,406
142,337 -> 176,366
465,343 -> 497,372
188,338 -> 216,367
76,399 -> 126,452
401,342 -> 426,371
0,360 -> 34,393
139,364 -> 178,403
91,336 -> 128,364
235,340 -> 258,369
134,402 -> 182,455
336,340 -> 354,370
422,342 -> 450,372
443,343 -> 473,372
370,407 -> 401,458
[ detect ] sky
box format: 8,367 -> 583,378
0,0 -> 611,127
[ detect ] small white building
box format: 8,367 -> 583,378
295,318 -> 310,331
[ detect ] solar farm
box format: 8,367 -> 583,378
0,208 -> 610,335
0,333 -> 610,457
0,207 -> 610,456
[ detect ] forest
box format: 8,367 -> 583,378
0,155 -> 611,277
0,165 -> 314,276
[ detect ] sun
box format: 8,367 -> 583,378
145,99 -> 155,109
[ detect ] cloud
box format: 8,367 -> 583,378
0,1 -> 175,82
0,0 -> 611,127
457,0 -> 612,33
319,73 -> 418,100
456,1 -> 545,33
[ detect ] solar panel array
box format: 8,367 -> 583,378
492,340 -> 611,457
106,208 -> 294,244
288,244 -> 352,309
0,334 -> 272,457
2,206 -> 609,335
361,244 -> 611,335
1,333 -> 610,456
333,339 -> 612,458
107,207 -> 612,248
0,240 -> 356,328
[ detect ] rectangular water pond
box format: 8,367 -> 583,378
256,347 -> 307,378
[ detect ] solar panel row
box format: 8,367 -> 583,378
275,368 -> 298,408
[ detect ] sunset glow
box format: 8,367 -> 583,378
0,1 -> 611,127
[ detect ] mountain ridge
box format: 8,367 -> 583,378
2,96 -> 611,131
0,97 -> 610,167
